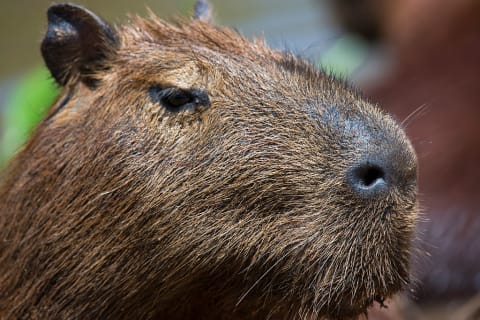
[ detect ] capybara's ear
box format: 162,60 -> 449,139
193,0 -> 212,22
41,3 -> 119,88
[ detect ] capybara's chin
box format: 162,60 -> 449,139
0,1 -> 417,319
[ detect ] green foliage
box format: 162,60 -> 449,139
320,34 -> 369,78
0,66 -> 59,168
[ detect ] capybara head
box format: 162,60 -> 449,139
0,2 -> 417,320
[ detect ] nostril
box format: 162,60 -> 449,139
357,165 -> 385,188
348,162 -> 388,195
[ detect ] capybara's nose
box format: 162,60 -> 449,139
347,150 -> 416,198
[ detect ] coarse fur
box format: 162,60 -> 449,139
0,2 -> 417,320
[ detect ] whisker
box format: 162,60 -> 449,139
401,104 -> 429,128
235,245 -> 299,308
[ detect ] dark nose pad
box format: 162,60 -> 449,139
348,162 -> 388,196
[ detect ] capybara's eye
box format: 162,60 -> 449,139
149,86 -> 194,112
148,85 -> 210,113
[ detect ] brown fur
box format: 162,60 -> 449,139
0,3 -> 417,320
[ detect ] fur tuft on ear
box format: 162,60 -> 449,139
41,3 -> 119,87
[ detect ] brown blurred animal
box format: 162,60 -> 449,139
0,2 -> 418,319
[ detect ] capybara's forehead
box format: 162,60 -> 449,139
120,17 -> 278,61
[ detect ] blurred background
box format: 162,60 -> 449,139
1,0 -> 479,319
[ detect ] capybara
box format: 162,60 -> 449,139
0,2 -> 418,319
